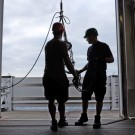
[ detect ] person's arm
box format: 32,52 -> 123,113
78,63 -> 88,74
77,46 -> 90,74
105,56 -> 114,63
105,44 -> 114,63
62,44 -> 77,78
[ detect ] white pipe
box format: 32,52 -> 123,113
0,0 -> 4,117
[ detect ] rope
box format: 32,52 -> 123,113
58,0 -> 74,65
0,0 -> 81,93
0,12 -> 59,90
57,0 -> 84,92
0,0 -> 77,91
57,0 -> 105,93
73,58 -> 106,92
0,0 -> 76,91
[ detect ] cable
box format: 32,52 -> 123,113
58,0 -> 74,66
0,12 -> 59,90
1,0 -> 78,93
101,118 -> 128,125
58,0 -> 83,93
72,118 -> 128,126
1,0 -> 74,91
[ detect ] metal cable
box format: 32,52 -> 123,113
0,12 -> 59,90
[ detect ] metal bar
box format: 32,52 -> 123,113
115,0 -> 128,117
133,0 -> 135,57
0,0 -> 4,117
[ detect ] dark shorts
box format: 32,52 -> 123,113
42,76 -> 69,103
82,71 -> 107,102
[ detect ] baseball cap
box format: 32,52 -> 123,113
84,28 -> 98,38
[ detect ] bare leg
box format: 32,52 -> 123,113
58,102 -> 68,127
75,100 -> 89,125
93,101 -> 103,129
82,100 -> 89,114
58,102 -> 65,120
96,101 -> 103,116
48,100 -> 56,121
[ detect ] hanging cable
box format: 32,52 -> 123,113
56,0 -> 84,92
58,0 -> 74,64
1,0 -> 80,92
0,12 -> 60,90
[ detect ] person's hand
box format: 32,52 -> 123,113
74,72 -> 79,81
72,72 -> 79,87
75,70 -> 82,75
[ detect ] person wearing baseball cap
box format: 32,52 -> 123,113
84,28 -> 98,38
75,28 -> 114,129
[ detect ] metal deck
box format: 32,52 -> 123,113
0,110 -> 135,135
0,119 -> 135,135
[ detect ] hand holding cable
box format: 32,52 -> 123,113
72,70 -> 82,92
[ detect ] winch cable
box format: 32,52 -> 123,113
1,1 -> 89,93
0,12 -> 59,90
1,0 -> 80,91
57,0 -> 83,92
58,0 -> 75,66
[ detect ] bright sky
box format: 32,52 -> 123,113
2,0 -> 118,77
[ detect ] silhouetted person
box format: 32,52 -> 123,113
43,22 -> 78,131
75,28 -> 114,128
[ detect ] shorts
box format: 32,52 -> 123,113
42,76 -> 69,103
82,71 -> 107,102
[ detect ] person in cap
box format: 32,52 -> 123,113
75,28 -> 114,128
43,22 -> 78,131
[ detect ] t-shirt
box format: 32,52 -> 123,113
44,39 -> 67,80
87,41 -> 113,72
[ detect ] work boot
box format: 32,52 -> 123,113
75,113 -> 88,126
93,115 -> 101,129
50,120 -> 58,132
58,118 -> 68,127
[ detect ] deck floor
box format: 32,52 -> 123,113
0,119 -> 135,135
0,110 -> 135,135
